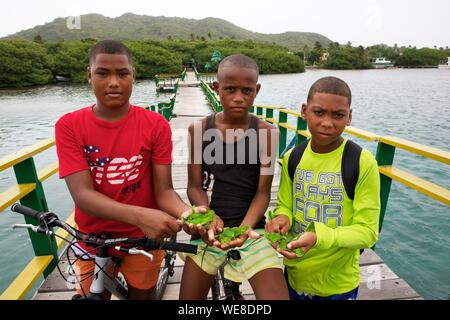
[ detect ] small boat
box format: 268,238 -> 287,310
438,57 -> 450,69
371,57 -> 394,69
54,75 -> 71,82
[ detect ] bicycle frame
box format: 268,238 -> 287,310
211,250 -> 244,300
155,234 -> 177,300
75,246 -> 128,300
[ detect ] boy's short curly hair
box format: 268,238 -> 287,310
218,54 -> 259,78
89,40 -> 132,65
307,76 -> 352,106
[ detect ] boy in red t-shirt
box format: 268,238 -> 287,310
55,40 -> 197,299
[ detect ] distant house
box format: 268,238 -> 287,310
320,52 -> 329,61
438,57 -> 450,69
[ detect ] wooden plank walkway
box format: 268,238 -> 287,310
32,71 -> 421,300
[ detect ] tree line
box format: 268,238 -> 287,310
2,37 -> 448,88
300,42 -> 450,69
0,39 -> 305,88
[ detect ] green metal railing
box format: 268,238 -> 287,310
145,93 -> 177,121
180,68 -> 186,81
194,67 -> 217,84
200,86 -> 450,234
146,71 -> 184,121
154,68 -> 185,90
199,80 -> 222,112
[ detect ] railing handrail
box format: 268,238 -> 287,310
0,138 -> 55,173
253,105 -> 450,164
154,73 -> 180,79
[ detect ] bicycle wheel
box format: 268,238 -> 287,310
155,234 -> 177,300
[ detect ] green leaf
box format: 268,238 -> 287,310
183,208 -> 216,227
216,225 -> 249,244
265,232 -> 304,257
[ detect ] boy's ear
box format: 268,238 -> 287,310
87,66 -> 91,84
347,108 -> 352,125
300,103 -> 308,117
212,81 -> 219,93
256,83 -> 261,95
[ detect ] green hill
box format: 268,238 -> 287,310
4,13 -> 332,51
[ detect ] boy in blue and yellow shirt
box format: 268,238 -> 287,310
266,76 -> 380,300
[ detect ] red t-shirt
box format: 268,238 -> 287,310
55,105 -> 172,246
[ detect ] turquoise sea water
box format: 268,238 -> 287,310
0,69 -> 449,299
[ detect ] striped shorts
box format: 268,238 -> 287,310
179,229 -> 283,283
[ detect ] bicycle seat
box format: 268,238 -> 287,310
227,250 -> 241,261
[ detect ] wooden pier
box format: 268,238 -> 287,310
32,71 -> 421,300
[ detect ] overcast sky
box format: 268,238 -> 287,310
1,0 -> 449,48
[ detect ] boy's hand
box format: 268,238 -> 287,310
199,215 -> 224,247
277,232 -> 317,259
216,227 -> 260,250
138,209 -> 181,240
265,215 -> 290,234
178,205 -> 209,235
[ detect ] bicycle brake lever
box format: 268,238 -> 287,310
114,247 -> 154,261
130,249 -> 154,261
12,224 -> 53,235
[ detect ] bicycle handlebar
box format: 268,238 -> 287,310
11,203 -> 45,220
10,204 -> 198,255
144,239 -> 197,254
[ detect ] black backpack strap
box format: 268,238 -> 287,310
288,139 -> 309,182
342,140 -> 363,200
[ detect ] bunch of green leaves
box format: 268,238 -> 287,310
183,206 -> 216,227
265,232 -> 305,257
216,225 -> 249,244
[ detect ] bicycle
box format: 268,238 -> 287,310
210,249 -> 245,300
10,203 -> 198,300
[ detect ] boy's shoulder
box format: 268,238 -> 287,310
56,105 -> 93,126
56,104 -> 167,124
134,104 -> 168,122
359,147 -> 378,168
256,116 -> 277,131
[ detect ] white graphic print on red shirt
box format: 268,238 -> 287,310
83,144 -> 143,185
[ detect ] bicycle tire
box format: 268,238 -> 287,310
155,234 -> 177,300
